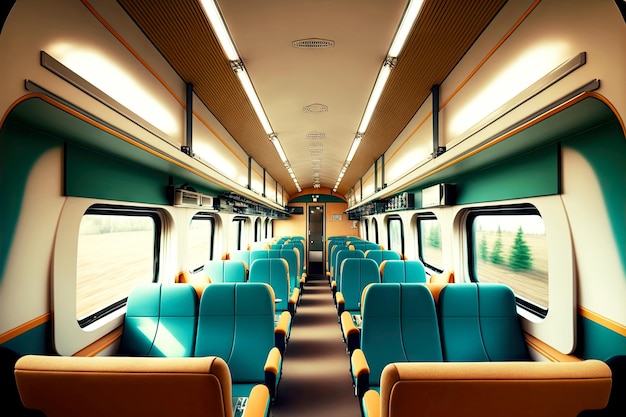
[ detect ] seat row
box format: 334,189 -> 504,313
15,355 -> 270,417
344,282 -> 531,398
117,282 -> 284,402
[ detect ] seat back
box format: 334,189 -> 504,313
334,249 -> 365,289
477,283 -> 530,360
375,360 -> 612,417
15,355 -> 235,417
195,283 -> 275,386
438,283 -> 488,361
360,283 -> 406,387
400,284 -> 443,362
365,250 -> 401,266
229,250 -> 251,270
339,258 -> 380,312
360,283 -> 442,387
119,283 -> 198,357
249,258 -> 290,312
350,242 -> 382,252
204,260 -> 247,283
379,260 -> 426,283
118,283 -> 161,356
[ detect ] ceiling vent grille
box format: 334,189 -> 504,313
303,103 -> 328,114
306,131 -> 326,140
292,38 -> 335,49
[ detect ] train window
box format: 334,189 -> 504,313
363,219 -> 369,241
187,213 -> 215,273
467,205 -> 548,317
387,216 -> 404,254
264,218 -> 272,239
416,214 -> 443,272
76,206 -> 160,328
372,218 -> 379,244
231,216 -> 248,250
254,218 -> 262,241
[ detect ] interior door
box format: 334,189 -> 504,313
308,204 -> 324,275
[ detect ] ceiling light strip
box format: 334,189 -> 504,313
201,0 -> 300,192
333,0 -> 424,192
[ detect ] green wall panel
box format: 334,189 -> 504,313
576,315 -> 626,361
452,144 -> 559,205
65,143 -> 170,205
0,322 -> 54,355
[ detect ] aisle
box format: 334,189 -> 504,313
271,276 -> 361,417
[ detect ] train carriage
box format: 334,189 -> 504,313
1,1 -> 625,416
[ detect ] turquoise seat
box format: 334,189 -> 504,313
364,249 -> 401,266
336,258 -> 380,317
438,283 -> 489,361
119,283 -> 198,357
349,242 -> 382,252
379,259 -> 426,283
204,259 -> 247,283
332,249 -> 365,300
251,250 -> 301,310
249,258 -> 295,317
195,282 -> 282,401
229,250 -> 252,270
350,283 -> 441,398
118,283 -> 161,356
477,283 -> 530,361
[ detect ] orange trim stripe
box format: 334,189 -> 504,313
579,305 -> 626,338
524,333 -> 581,362
440,0 -> 542,109
73,327 -> 124,357
81,0 -> 184,108
0,313 -> 51,344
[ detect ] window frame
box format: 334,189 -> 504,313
76,204 -> 161,328
416,212 -> 443,273
465,203 -> 548,318
188,212 -> 216,274
387,215 -> 404,254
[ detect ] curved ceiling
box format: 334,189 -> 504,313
118,0 -> 506,196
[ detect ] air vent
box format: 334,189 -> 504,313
303,103 -> 328,114
292,38 -> 335,49
306,131 -> 326,140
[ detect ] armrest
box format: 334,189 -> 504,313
336,291 -> 345,315
351,349 -> 370,398
361,389 -> 380,417
264,347 -> 282,399
243,384 -> 270,417
340,311 -> 360,353
274,312 -> 291,352
289,288 -> 300,308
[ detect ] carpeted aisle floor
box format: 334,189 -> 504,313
270,276 -> 361,417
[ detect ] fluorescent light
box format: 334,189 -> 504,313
200,0 -> 239,60
236,68 -> 273,134
346,135 -> 363,163
270,135 -> 288,163
358,63 -> 392,133
388,0 -> 425,57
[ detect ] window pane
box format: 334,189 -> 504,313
188,215 -> 215,272
388,218 -> 403,253
418,217 -> 442,270
76,213 -> 156,323
472,213 -> 548,310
